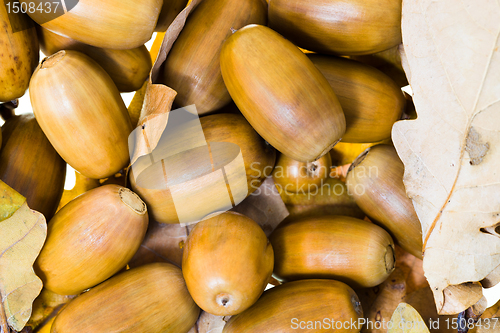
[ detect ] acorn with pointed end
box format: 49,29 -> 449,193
220,24 -> 346,163
51,263 -> 199,333
0,2 -> 39,102
270,215 -> 396,288
0,114 -> 66,220
182,211 -> 274,316
223,279 -> 363,333
269,0 -> 402,55
29,50 -> 132,179
273,153 -> 332,194
346,144 -> 423,258
35,185 -> 148,295
162,0 -> 267,114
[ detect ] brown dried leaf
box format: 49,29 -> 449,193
393,0 -> 500,315
0,181 -> 46,332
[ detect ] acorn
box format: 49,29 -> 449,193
29,50 -> 132,179
0,4 -> 39,102
279,178 -> 365,220
273,152 -> 332,194
346,144 -> 423,259
22,0 -> 162,49
51,263 -> 199,333
35,185 -> 148,295
130,113 -> 276,224
182,211 -> 273,316
220,24 -> 345,163
223,279 -> 363,333
0,114 -> 66,220
308,55 -> 405,143
37,27 -> 152,92
268,0 -> 402,55
162,0 -> 267,115
270,215 -> 395,288
155,0 -> 189,32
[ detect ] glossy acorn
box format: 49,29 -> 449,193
130,113 -> 276,224
270,215 -> 396,288
38,27 -> 152,92
346,144 -> 423,259
22,0 -> 162,49
223,279 -> 363,333
269,0 -> 402,55
162,0 -> 266,114
51,263 -> 199,333
29,50 -> 132,179
0,114 -> 66,220
308,54 -> 405,143
182,211 -> 273,316
220,24 -> 345,163
273,152 -> 332,194
155,0 -> 189,32
35,185 -> 148,295
0,3 -> 39,102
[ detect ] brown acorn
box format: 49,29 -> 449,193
51,263 -> 199,333
269,0 -> 402,55
279,177 -> 365,220
35,185 -> 148,295
155,0 -> 189,32
22,0 -> 162,49
0,114 -> 66,220
223,279 -> 363,333
220,24 -> 346,163
0,3 -> 39,102
37,27 -> 152,92
270,215 -> 395,288
130,113 -> 276,224
273,152 -> 332,194
182,211 -> 273,316
308,54 -> 405,143
162,0 -> 267,114
346,144 -> 423,259
29,50 -> 132,179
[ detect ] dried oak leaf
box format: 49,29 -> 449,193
392,0 -> 500,315
0,181 -> 46,332
388,303 -> 430,333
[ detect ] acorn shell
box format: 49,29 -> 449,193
270,215 -> 395,288
162,0 -> 267,114
269,0 -> 402,55
220,24 -> 345,163
0,114 -> 66,220
130,113 -> 276,224
223,279 -> 363,333
35,185 -> 148,295
308,54 -> 405,143
22,0 -> 162,49
29,50 -> 132,179
51,263 -> 199,333
0,6 -> 39,102
346,144 -> 423,258
279,178 -> 365,220
273,153 -> 332,194
38,27 -> 152,92
182,211 -> 273,316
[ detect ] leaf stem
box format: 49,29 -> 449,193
0,291 -> 10,333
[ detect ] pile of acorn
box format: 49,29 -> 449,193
0,0 -> 420,332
